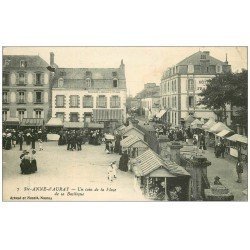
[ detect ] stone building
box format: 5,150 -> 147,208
2,55 -> 51,126
160,51 -> 231,127
51,54 -> 127,129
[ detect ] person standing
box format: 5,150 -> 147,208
220,141 -> 226,158
31,131 -> 36,149
26,132 -> 32,151
236,158 -> 244,183
18,132 -> 24,151
214,142 -> 221,158
30,150 -> 37,173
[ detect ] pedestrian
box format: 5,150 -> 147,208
30,150 -> 37,173
76,134 -> 82,151
214,142 -> 221,158
118,150 -> 129,172
20,150 -> 31,175
38,139 -> 43,151
26,132 -> 32,151
220,141 -> 226,158
236,158 -> 244,183
12,132 -> 17,148
18,132 -> 24,151
31,132 -> 36,149
111,161 -> 117,179
107,164 -> 115,182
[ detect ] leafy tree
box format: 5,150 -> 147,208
198,70 -> 248,129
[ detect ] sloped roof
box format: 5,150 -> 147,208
228,134 -> 247,144
191,119 -> 204,126
3,55 -> 49,68
216,130 -> 233,138
46,118 -> 63,127
177,51 -> 226,66
202,118 -> 216,130
209,122 -> 232,133
132,149 -> 190,177
121,125 -> 145,136
121,135 -> 148,148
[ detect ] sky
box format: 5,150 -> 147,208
3,46 -> 247,96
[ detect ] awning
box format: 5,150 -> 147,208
20,118 -> 44,127
63,122 -> 84,128
156,110 -> 166,118
190,119 -> 204,129
202,118 -> 216,130
93,109 -> 122,122
216,130 -> 233,138
209,122 -> 232,134
132,149 -> 190,177
4,117 -> 20,125
46,117 -> 63,127
228,134 -> 248,144
104,134 -> 115,140
184,115 -> 195,124
85,122 -> 104,129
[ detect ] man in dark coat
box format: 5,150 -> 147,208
119,151 -> 129,172
236,158 -> 244,183
31,132 -> 36,149
76,134 -> 82,151
18,132 -> 24,151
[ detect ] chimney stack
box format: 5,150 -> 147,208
50,52 -> 55,66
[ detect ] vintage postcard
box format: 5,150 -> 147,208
2,46 -> 248,201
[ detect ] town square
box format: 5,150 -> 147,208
2,47 -> 248,201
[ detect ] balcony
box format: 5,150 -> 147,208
34,100 -> 44,104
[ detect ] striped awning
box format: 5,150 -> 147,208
20,118 -> 44,127
93,109 -> 122,121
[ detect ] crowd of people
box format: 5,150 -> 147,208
2,127 -> 48,175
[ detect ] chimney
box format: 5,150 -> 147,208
50,52 -> 55,66
120,59 -> 125,70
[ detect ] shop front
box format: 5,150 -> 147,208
46,118 -> 64,141
3,117 -> 20,130
20,118 -> 44,130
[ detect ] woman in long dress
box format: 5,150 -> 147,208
30,150 -> 37,173
20,150 -> 32,174
119,151 -> 129,172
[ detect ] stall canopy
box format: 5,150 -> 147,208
121,125 -> 145,137
104,133 -> 115,140
63,122 -> 84,129
20,118 -> 44,127
85,122 -> 104,129
216,129 -> 233,138
132,149 -> 190,177
228,134 -> 248,144
120,135 -> 148,148
156,110 -> 166,118
184,115 -> 195,124
4,117 -> 20,126
46,118 -> 63,127
93,109 -> 122,122
202,118 -> 216,130
190,119 -> 204,129
209,122 -> 232,134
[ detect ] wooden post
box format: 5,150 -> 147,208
165,178 -> 168,201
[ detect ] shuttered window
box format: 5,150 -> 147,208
188,79 -> 194,91
97,95 -> 107,108
83,95 -> 93,108
110,96 -> 121,108
56,95 -> 65,107
70,95 -> 79,108
18,72 -> 26,85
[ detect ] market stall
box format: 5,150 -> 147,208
63,121 -> 84,130
131,149 -> 191,201
120,125 -> 145,140
120,135 -> 149,158
190,119 -> 204,130
227,134 -> 248,161
46,118 -> 64,140
183,115 -> 196,128
215,129 -> 234,153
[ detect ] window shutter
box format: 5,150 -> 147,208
33,73 -> 36,85
63,96 -> 66,107
194,96 -> 197,108
41,73 -> 45,84
82,96 -> 85,108
118,96 -> 121,108
104,96 -> 107,108
77,96 -> 80,107
16,73 -> 19,84
186,96 -> 189,109
96,96 -> 99,107
25,73 -> 28,84
186,79 -> 188,91
69,96 -> 72,107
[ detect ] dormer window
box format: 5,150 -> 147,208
112,71 -> 117,77
113,78 -> 118,88
4,60 -> 10,67
60,71 -> 66,76
20,60 -> 27,68
216,64 -> 222,73
201,54 -> 206,60
187,64 -> 194,73
86,78 -> 92,88
86,71 -> 92,77
58,78 -> 64,87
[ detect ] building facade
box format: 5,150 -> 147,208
160,51 -> 231,127
51,55 -> 127,128
2,55 -> 51,125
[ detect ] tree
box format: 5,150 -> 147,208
198,70 -> 248,128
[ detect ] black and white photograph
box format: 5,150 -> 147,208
2,46 -> 248,201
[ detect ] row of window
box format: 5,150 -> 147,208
58,70 -> 118,78
55,95 -> 121,108
162,79 -> 177,94
2,110 -> 43,121
162,96 -> 196,108
3,72 -> 45,85
3,91 -> 44,104
57,78 -> 118,88
3,59 -> 27,68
